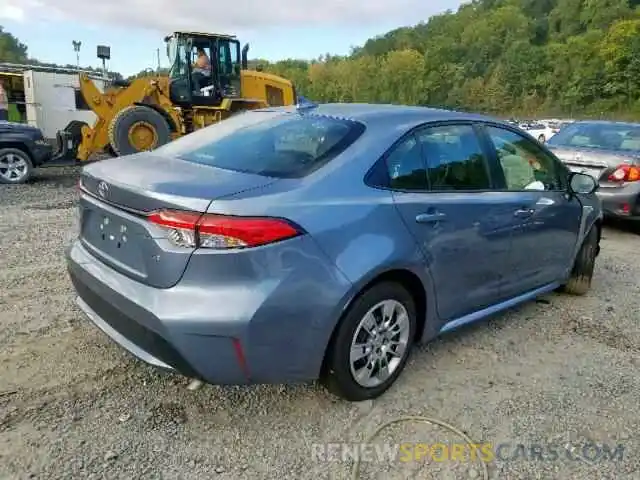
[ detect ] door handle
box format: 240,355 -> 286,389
514,207 -> 534,218
416,212 -> 447,223
535,197 -> 554,206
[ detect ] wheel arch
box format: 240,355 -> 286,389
0,141 -> 33,160
320,266 -> 430,376
593,216 -> 602,256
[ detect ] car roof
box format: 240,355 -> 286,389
257,103 -> 495,130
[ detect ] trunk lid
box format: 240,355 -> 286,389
78,153 -> 277,288
548,145 -> 640,184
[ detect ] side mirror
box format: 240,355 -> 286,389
241,44 -> 249,70
568,172 -> 598,195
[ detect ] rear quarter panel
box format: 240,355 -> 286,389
207,126 -> 438,341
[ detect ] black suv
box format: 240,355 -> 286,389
0,121 -> 53,184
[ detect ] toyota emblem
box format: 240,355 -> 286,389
97,181 -> 109,198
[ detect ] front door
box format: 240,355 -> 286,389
481,125 -> 582,298
387,123 -> 516,323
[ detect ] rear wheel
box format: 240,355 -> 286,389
560,227 -> 598,295
108,105 -> 171,156
321,282 -> 416,401
0,147 -> 34,184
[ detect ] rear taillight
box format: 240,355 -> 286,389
607,164 -> 640,182
147,210 -> 303,249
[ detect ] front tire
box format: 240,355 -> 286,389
321,282 -> 416,401
108,105 -> 171,156
560,227 -> 598,295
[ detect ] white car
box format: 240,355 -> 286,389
518,122 -> 557,144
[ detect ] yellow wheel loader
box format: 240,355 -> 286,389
53,32 -> 297,162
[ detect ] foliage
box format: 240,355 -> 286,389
4,1 -> 640,118
0,26 -> 28,63
263,0 -> 640,118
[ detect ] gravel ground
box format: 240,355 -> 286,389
1,167 -> 639,480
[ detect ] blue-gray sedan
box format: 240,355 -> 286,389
67,103 -> 602,401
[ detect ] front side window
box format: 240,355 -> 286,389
416,124 -> 491,191
155,112 -> 365,178
167,37 -> 188,82
485,126 -> 563,191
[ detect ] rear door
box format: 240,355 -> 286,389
387,122 -> 516,323
479,125 -> 582,297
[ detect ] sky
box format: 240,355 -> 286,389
0,0 -> 465,77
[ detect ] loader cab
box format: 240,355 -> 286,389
166,32 -> 243,107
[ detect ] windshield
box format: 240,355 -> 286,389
154,112 -> 366,178
548,122 -> 640,152
167,37 -> 188,81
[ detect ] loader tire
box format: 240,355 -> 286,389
108,105 -> 171,156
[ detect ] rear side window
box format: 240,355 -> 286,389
160,113 -> 365,178
385,135 -> 428,190
416,124 -> 491,191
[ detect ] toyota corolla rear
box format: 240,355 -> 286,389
547,121 -> 640,220
66,109 -> 365,384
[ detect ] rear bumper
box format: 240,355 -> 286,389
66,237 -> 351,385
597,183 -> 640,220
67,242 -> 248,384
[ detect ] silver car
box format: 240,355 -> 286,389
66,104 -> 602,401
547,121 -> 640,221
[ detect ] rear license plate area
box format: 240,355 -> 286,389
97,214 -> 129,250
81,208 -> 135,256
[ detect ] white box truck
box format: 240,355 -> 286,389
22,69 -> 106,140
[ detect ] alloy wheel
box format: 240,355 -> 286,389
349,299 -> 411,388
0,153 -> 29,183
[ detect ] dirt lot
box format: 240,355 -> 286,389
1,167 -> 639,480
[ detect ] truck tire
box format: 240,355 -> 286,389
0,147 -> 34,184
108,105 -> 171,156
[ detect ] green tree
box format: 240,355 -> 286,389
600,18 -> 640,106
0,26 -> 28,63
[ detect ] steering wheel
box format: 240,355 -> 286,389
293,150 -> 316,165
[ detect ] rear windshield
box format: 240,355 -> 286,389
155,112 -> 365,178
548,122 -> 640,152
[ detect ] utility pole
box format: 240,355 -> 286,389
72,40 -> 81,69
156,48 -> 161,72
